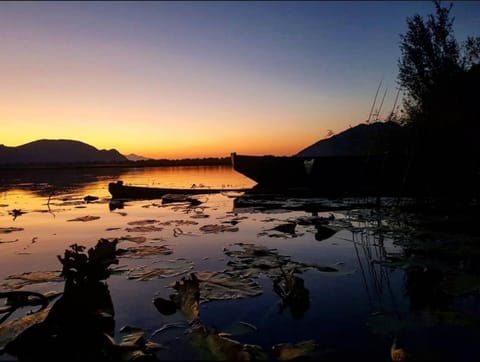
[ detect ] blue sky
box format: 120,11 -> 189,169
1,1 -> 479,158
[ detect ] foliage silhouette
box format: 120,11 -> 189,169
397,0 -> 480,202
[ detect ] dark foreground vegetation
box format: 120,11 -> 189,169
392,0 -> 480,205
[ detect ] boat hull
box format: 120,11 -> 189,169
108,181 -> 249,199
231,152 -> 409,196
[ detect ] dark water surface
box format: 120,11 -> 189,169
1,166 -> 479,360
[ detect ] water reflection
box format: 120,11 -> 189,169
1,167 -> 480,360
273,270 -> 310,319
0,167 -> 126,196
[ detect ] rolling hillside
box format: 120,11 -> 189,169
0,139 -> 128,165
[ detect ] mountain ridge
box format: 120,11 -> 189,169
296,121 -> 407,157
0,139 -> 128,165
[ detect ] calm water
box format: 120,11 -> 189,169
0,166 -> 479,360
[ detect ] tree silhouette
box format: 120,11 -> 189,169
397,0 -> 480,201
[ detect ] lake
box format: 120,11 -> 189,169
1,166 -> 479,361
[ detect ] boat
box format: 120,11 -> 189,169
108,180 -> 250,199
230,152 -> 409,197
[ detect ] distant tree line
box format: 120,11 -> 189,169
396,0 -> 480,202
131,157 -> 231,167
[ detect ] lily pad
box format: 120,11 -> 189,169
1,271 -> 63,290
194,271 -> 262,301
0,308 -> 50,349
199,224 -> 239,233
127,219 -> 159,226
126,259 -> 194,280
224,243 -> 339,281
191,324 -> 267,361
66,215 -> 100,222
273,340 -> 318,360
116,245 -> 173,258
223,321 -> 258,336
125,225 -> 164,233
0,227 -> 24,234
0,239 -> 19,244
170,273 -> 200,321
159,219 -> 199,226
118,235 -> 147,244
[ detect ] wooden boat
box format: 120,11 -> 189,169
108,180 -> 250,199
230,152 -> 409,197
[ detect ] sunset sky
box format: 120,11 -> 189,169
1,1 -> 479,159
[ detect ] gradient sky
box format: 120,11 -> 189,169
1,1 -> 479,159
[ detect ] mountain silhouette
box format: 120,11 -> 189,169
296,121 -> 407,157
125,153 -> 152,161
0,139 -> 128,165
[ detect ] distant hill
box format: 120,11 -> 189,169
125,153 -> 152,162
0,139 -> 129,166
296,121 -> 407,157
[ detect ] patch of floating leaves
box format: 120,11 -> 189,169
66,215 -> 100,222
126,259 -> 194,280
199,224 -> 239,233
118,235 -> 147,244
125,225 -> 164,233
158,219 -> 199,226
224,242 -> 338,280
116,244 -> 173,259
156,271 -> 261,321
154,273 -> 321,360
1,271 -> 63,290
193,271 -> 262,301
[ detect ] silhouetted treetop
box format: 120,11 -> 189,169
397,0 -> 480,123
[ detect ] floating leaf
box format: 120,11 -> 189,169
224,243 -> 338,281
117,245 -> 173,258
0,227 -> 24,234
273,270 -> 311,319
191,324 -> 267,361
273,340 -> 318,360
127,219 -> 159,226
1,271 -> 63,290
66,215 -> 100,222
190,214 -> 210,219
199,224 -> 239,233
120,330 -> 145,346
118,235 -> 147,244
194,271 -> 262,301
0,239 -> 18,244
151,322 -> 189,337
83,195 -> 99,203
125,225 -> 163,233
127,259 -> 194,280
0,308 -> 50,349
170,274 -> 200,321
159,219 -> 199,226
223,321 -> 258,336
